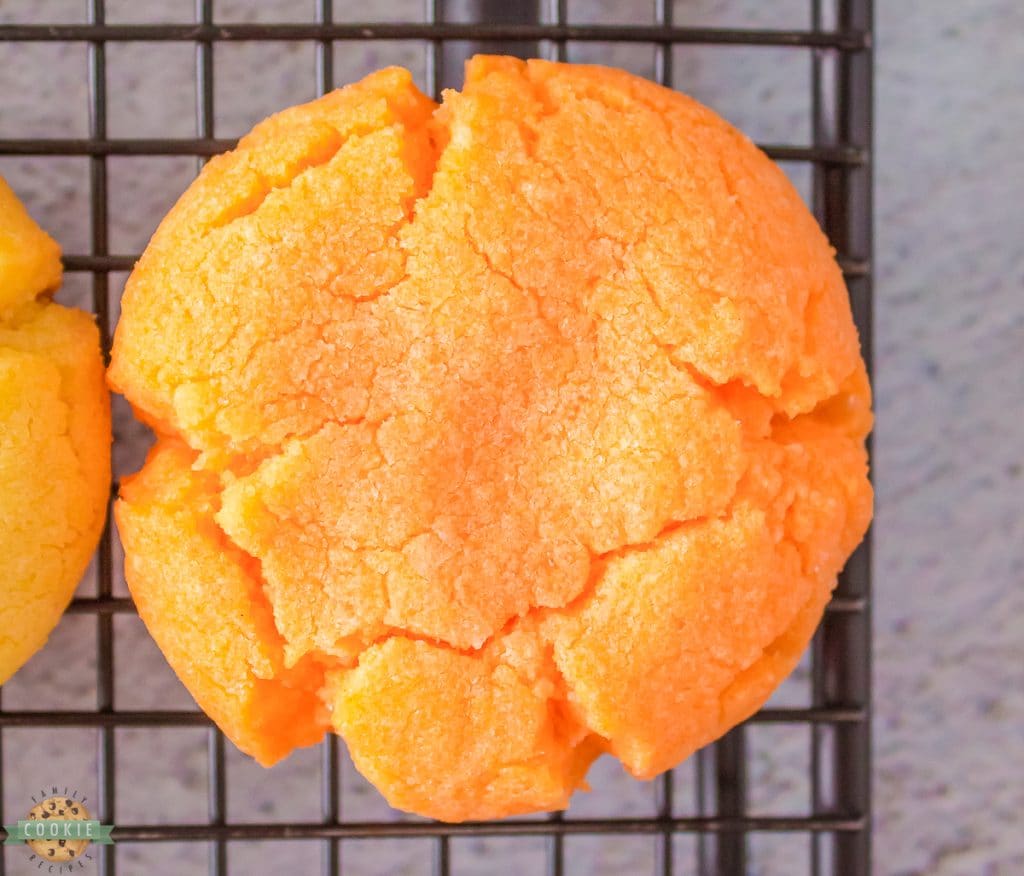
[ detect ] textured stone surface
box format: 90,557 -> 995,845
874,2 -> 1024,874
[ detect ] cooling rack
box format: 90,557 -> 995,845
0,1 -> 872,873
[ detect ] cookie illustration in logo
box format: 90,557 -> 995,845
25,796 -> 91,862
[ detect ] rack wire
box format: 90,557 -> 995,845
0,1 -> 872,873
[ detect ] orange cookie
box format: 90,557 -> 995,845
111,57 -> 872,822
0,177 -> 111,684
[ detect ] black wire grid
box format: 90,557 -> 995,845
0,1 -> 872,874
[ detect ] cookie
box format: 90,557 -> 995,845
110,57 -> 872,821
0,177 -> 111,684
25,797 -> 90,862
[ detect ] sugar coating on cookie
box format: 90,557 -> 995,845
111,57 -> 872,822
0,178 -> 111,684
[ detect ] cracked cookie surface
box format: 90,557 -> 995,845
110,56 -> 872,822
0,177 -> 111,684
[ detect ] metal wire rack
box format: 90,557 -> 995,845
0,1 -> 872,874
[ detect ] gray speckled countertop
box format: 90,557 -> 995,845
1,1 -> 1021,874
873,2 -> 1023,873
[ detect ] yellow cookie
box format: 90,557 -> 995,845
0,177 -> 111,684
